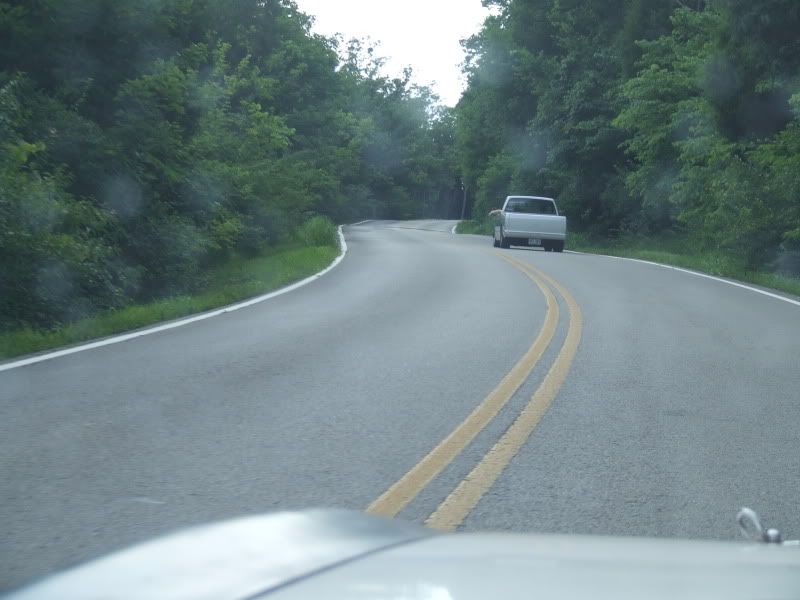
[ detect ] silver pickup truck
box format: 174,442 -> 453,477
491,196 -> 567,252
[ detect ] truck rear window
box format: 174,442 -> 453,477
505,198 -> 556,215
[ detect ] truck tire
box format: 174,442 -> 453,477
542,241 -> 552,252
554,240 -> 564,253
493,235 -> 500,248
500,231 -> 510,249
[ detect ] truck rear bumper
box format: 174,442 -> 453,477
500,228 -> 566,241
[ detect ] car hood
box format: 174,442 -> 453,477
274,530 -> 800,600
9,510 -> 800,600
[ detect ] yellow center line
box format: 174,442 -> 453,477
366,255 -> 559,518
425,256 -> 583,531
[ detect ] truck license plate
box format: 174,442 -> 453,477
528,238 -> 541,246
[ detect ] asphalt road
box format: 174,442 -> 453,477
2,220 -> 799,589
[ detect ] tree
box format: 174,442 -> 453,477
457,0 -> 800,268
0,0 -> 461,329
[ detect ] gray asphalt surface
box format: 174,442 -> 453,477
2,220 -> 799,589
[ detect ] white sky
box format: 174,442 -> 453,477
293,0 -> 492,106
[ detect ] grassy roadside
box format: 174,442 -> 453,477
0,244 -> 340,360
455,219 -> 800,298
567,232 -> 800,297
455,219 -> 493,235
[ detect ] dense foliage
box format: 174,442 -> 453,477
0,0 -> 459,329
5,1 -> 799,333
457,0 -> 800,270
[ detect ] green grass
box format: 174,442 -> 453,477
567,231 -> 800,298
455,219 -> 494,235
0,244 -> 340,360
455,221 -> 800,298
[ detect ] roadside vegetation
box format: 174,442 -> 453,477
454,0 -> 800,295
567,232 -> 800,297
1,1 -> 460,357
3,1 -> 800,359
0,229 -> 339,359
455,220 -> 493,236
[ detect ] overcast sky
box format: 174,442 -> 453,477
293,0 -> 492,106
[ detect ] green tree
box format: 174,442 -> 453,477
0,0 -> 461,330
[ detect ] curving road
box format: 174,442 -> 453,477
2,220 -> 799,589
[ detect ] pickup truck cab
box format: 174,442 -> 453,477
491,196 -> 566,252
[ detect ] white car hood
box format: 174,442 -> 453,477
9,510 -> 800,600
274,531 -> 800,600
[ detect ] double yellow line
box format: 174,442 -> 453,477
367,253 -> 583,530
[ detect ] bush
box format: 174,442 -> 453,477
296,216 -> 338,248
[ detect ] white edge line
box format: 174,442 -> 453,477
451,222 -> 459,235
0,227 -> 349,373
351,219 -> 373,226
565,250 -> 800,307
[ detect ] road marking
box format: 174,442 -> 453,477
350,220 -> 374,226
451,223 -> 459,235
426,257 -> 583,531
565,251 -> 800,308
367,256 -> 559,518
0,228 -> 349,373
